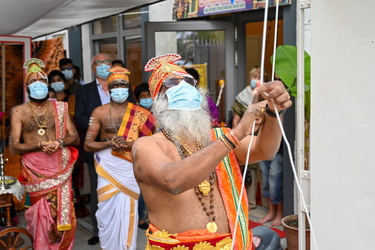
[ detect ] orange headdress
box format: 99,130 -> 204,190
107,66 -> 131,84
23,58 -> 47,83
144,53 -> 192,98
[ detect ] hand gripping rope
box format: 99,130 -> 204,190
230,1 -> 318,249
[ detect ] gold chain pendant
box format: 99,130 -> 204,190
206,221 -> 218,233
198,180 -> 211,196
38,128 -> 45,136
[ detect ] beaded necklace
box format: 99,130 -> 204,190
161,128 -> 218,233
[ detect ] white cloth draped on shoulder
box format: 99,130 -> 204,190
94,148 -> 140,250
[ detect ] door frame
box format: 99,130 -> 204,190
144,20 -> 236,118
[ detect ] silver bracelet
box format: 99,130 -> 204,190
57,139 -> 64,148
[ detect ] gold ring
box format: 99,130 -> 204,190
261,108 -> 266,114
288,95 -> 291,99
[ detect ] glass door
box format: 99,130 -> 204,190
145,21 -> 235,124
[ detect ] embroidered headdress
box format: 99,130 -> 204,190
144,53 -> 192,98
107,66 -> 131,84
23,58 -> 47,83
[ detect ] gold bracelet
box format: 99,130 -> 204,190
220,136 -> 234,150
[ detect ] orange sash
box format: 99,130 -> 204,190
112,103 -> 156,162
212,127 -> 253,250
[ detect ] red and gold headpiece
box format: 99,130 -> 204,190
107,66 -> 131,84
23,58 -> 47,83
144,53 -> 191,98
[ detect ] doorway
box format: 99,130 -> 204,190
145,20 -> 235,123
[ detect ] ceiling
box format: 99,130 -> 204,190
1,0 -> 163,38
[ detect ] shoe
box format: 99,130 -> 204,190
138,222 -> 149,230
88,236 -> 99,245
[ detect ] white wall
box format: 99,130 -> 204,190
310,1 -> 375,249
148,0 -> 175,22
81,24 -> 92,83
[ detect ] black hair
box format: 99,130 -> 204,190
112,59 -> 125,67
48,70 -> 65,85
74,65 -> 81,74
134,83 -> 150,101
184,68 -> 200,81
59,58 -> 73,68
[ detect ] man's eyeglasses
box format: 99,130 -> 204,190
61,66 -> 73,71
163,77 -> 196,88
93,59 -> 111,66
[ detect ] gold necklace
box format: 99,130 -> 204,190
29,102 -> 50,136
161,128 -> 218,233
109,103 -> 119,133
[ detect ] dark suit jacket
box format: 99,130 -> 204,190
74,79 -> 135,164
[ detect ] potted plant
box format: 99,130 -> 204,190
271,45 -> 311,250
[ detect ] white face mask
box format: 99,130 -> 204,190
166,81 -> 202,110
51,81 -> 65,93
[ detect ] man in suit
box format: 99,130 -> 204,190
75,53 -> 135,245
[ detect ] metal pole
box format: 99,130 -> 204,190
297,0 -> 311,249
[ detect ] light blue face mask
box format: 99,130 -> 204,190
110,88 -> 129,103
140,98 -> 153,109
250,79 -> 257,89
166,81 -> 202,110
96,64 -> 111,79
62,70 -> 73,80
51,81 -> 65,93
29,81 -> 49,99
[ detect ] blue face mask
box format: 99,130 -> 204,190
110,88 -> 129,103
96,64 -> 111,79
62,70 -> 73,80
250,79 -> 257,89
140,98 -> 153,109
51,81 -> 65,93
29,81 -> 49,99
166,81 -> 202,110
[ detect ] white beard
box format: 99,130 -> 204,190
152,88 -> 212,146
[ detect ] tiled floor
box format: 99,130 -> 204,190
13,206 -> 287,249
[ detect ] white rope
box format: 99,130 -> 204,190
230,120 -> 256,250
230,1 -> 318,249
273,104 -> 318,249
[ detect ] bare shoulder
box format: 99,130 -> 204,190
10,103 -> 28,119
91,103 -> 110,116
133,132 -> 172,158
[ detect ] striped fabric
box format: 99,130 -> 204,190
112,102 -> 156,162
212,127 -> 253,250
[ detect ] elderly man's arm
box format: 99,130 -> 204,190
233,81 -> 291,164
133,133 -> 249,195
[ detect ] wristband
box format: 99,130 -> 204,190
266,104 -> 286,117
57,139 -> 64,148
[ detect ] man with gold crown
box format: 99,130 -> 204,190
84,66 -> 156,249
9,58 -> 79,249
132,53 -> 292,249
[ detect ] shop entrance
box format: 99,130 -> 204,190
145,21 -> 235,124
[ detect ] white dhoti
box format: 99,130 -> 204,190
94,148 -> 140,250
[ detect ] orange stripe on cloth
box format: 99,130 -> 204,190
212,127 -> 253,250
95,163 -> 139,200
146,223 -> 232,249
126,198 -> 136,248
